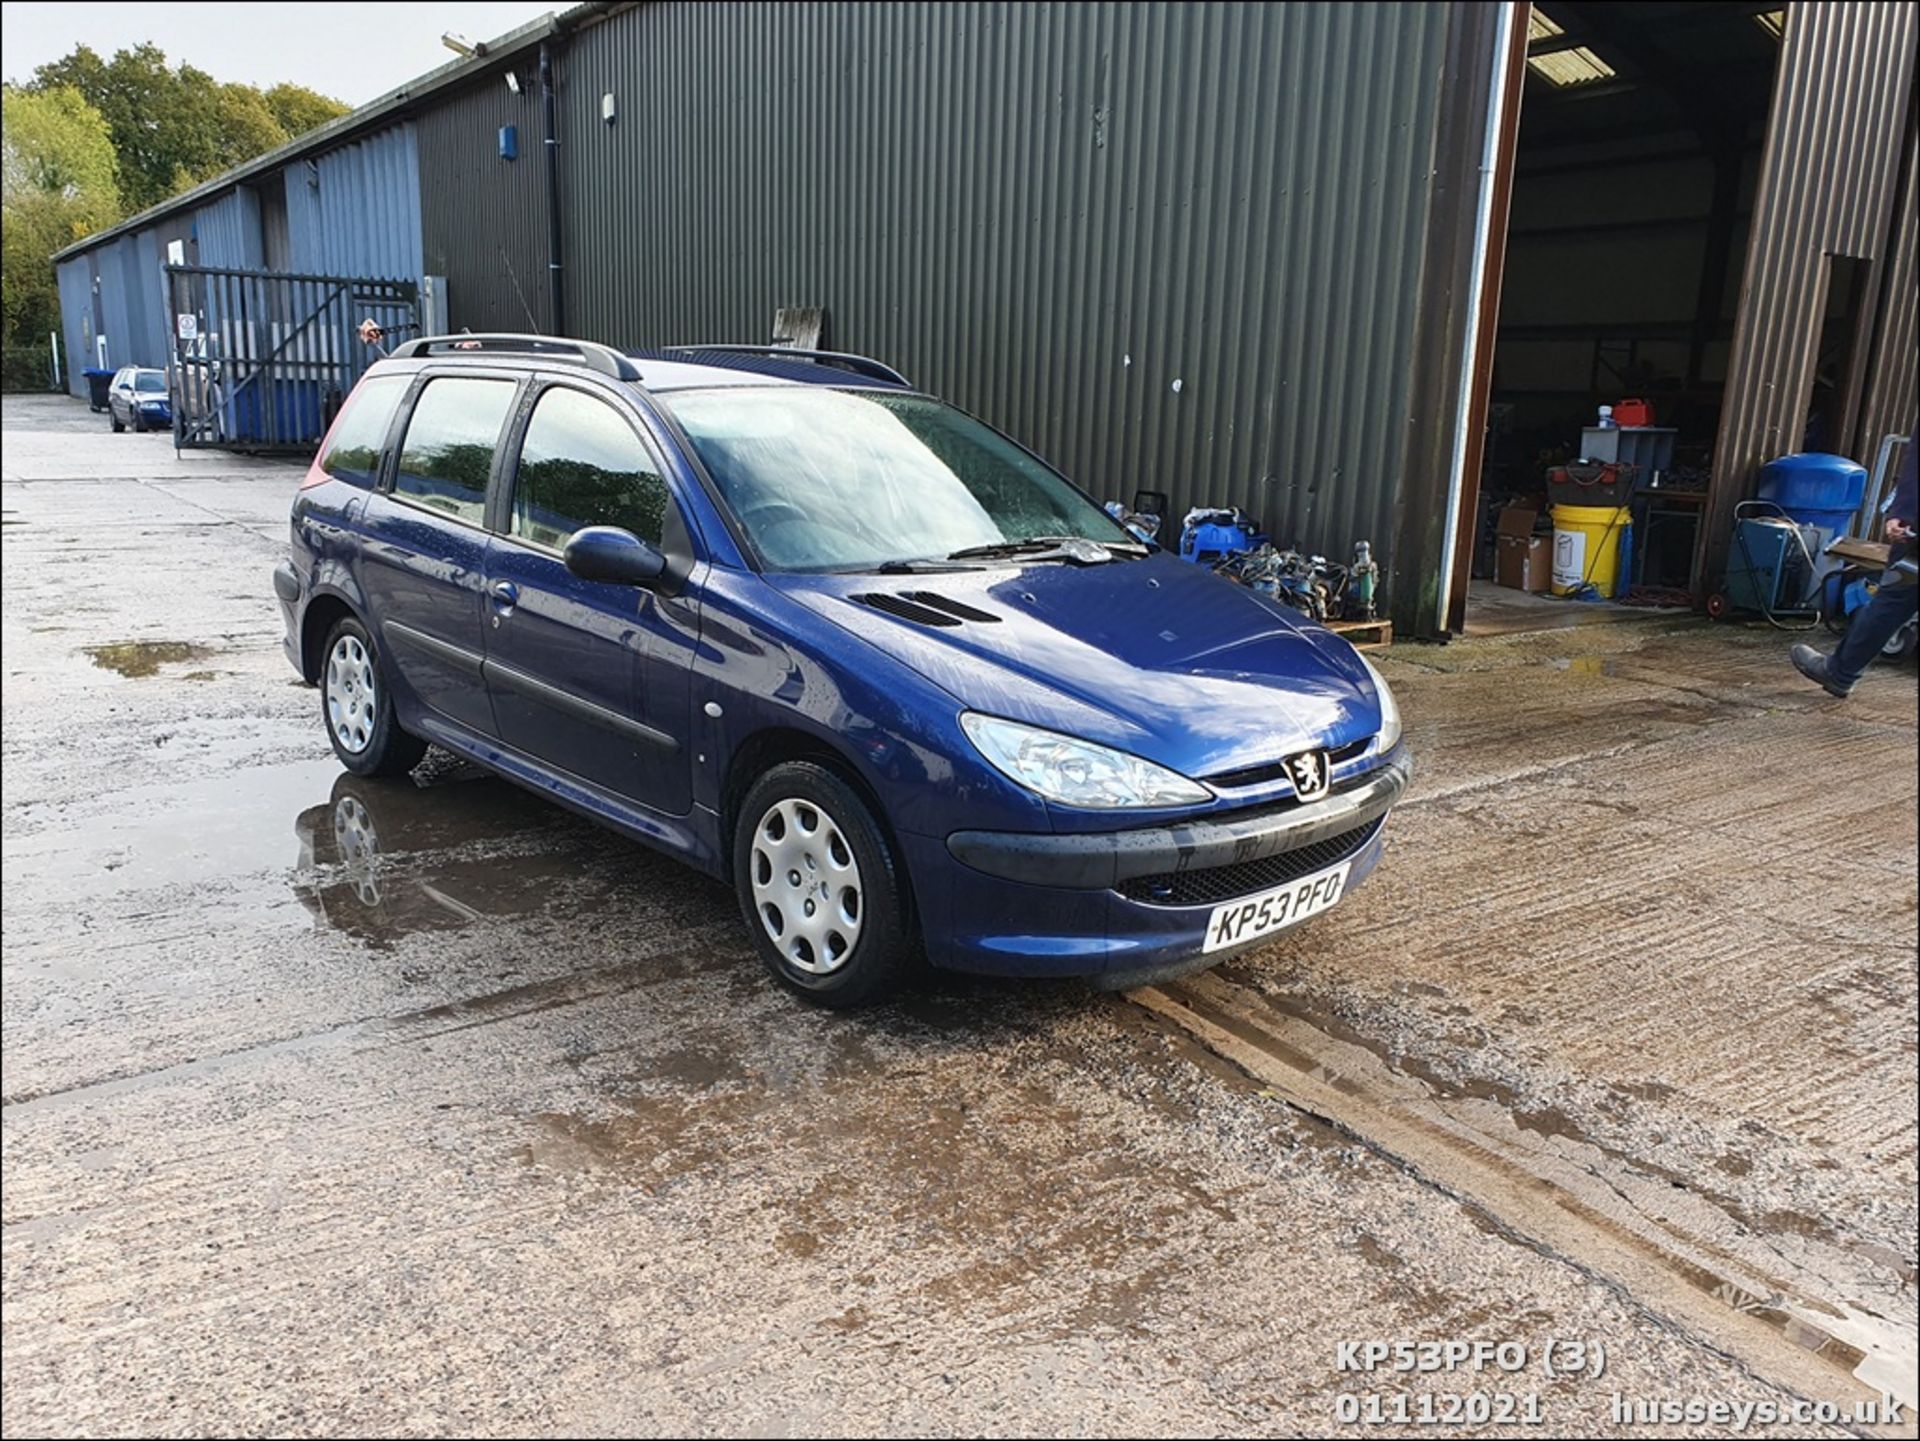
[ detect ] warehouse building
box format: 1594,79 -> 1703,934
53,1 -> 1918,638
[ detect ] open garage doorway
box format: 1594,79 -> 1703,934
1462,2 -> 1786,632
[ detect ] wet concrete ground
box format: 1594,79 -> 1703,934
3,393 -> 1915,1436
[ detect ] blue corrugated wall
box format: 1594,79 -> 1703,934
192,189 -> 265,269
287,122 -> 423,280
55,258 -> 94,397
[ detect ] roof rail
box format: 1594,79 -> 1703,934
389,333 -> 644,382
661,344 -> 911,388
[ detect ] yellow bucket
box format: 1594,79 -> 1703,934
1550,503 -> 1629,598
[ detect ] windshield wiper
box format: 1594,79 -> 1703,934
869,557 -> 980,574
944,539 -> 1063,561
945,536 -> 1147,563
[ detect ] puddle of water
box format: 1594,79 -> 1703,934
6,753 -> 592,947
290,770 -> 637,946
83,640 -> 213,678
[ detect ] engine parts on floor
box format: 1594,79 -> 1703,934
1178,507 -> 1264,565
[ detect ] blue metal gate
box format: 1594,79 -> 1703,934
165,263 -> 418,452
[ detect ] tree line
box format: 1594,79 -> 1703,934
2,44 -> 349,385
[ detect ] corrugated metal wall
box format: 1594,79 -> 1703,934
417,77 -> 555,332
78,232 -> 172,373
557,0 -> 1455,579
1856,137 -> 1917,475
55,258 -> 94,395
286,122 -> 424,280
193,189 -> 265,269
1702,1 -> 1919,576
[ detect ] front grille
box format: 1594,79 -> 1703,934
1118,817 -> 1383,907
1204,737 -> 1373,791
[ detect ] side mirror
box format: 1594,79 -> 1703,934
563,525 -> 667,586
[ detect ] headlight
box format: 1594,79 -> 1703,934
1360,655 -> 1402,751
960,713 -> 1211,809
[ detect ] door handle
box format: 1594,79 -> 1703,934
490,580 -> 519,609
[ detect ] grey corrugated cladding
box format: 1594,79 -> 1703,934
1703,0 -> 1919,578
531,1 -> 1455,585
418,77 -> 557,333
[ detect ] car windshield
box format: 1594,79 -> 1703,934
134,372 -> 166,393
657,388 -> 1131,571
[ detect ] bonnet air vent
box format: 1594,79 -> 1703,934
902,591 -> 1001,623
852,592 -> 1003,627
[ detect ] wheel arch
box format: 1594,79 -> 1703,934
299,590 -> 360,683
721,726 -> 890,849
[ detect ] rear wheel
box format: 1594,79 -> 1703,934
732,762 -> 916,1008
320,616 -> 426,777
109,407 -> 124,433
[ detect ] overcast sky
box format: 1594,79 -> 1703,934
1,2 -> 556,104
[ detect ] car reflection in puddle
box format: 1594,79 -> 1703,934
291,767 -> 589,944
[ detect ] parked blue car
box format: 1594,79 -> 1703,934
108,366 -> 172,433
273,336 -> 1409,1006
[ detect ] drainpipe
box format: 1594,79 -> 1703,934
540,39 -> 566,336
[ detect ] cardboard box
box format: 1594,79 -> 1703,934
1495,503 -> 1552,593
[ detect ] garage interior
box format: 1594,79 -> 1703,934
1470,2 -> 1788,617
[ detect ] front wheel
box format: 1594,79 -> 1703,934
320,616 -> 427,777
732,762 -> 917,1008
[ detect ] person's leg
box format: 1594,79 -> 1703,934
1830,575 -> 1918,686
1792,573 -> 1918,695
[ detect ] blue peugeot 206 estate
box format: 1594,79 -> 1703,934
273,335 -> 1409,1006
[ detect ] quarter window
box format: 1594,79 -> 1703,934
510,387 -> 670,549
320,374 -> 410,488
393,377 -> 517,524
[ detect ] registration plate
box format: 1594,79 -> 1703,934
1202,861 -> 1352,953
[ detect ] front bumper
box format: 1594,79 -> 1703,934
907,749 -> 1409,980
947,750 -> 1410,888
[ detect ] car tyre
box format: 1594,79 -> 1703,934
110,408 -> 124,433
733,761 -> 917,1008
320,615 -> 427,778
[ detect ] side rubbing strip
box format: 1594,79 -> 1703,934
484,658 -> 680,753
384,620 -> 485,678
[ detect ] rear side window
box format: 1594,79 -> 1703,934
510,387 -> 670,548
320,374 -> 409,488
392,377 -> 517,524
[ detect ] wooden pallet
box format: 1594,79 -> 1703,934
1326,617 -> 1392,650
